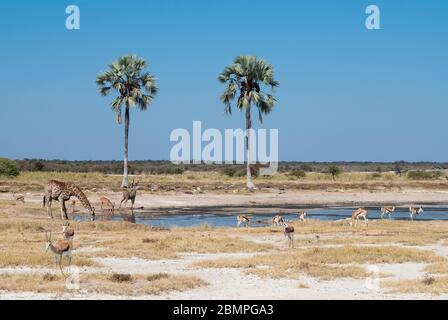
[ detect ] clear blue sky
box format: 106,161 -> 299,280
0,0 -> 447,162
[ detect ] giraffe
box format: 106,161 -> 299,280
43,180 -> 95,221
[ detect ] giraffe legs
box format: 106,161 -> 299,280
46,197 -> 53,219
60,199 -> 69,220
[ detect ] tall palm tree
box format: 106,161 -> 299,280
96,55 -> 158,187
219,55 -> 279,190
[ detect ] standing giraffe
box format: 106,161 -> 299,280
43,180 -> 95,221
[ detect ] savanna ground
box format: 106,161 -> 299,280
1,170 -> 448,299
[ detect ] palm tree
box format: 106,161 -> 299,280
96,55 -> 158,187
218,56 -> 279,190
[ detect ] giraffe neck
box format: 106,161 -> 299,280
70,185 -> 93,212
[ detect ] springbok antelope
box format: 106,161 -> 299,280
284,224 -> 295,248
409,206 -> 424,221
120,180 -> 139,209
380,206 -> 395,220
45,231 -> 72,276
62,222 -> 75,242
272,215 -> 285,227
350,208 -> 368,227
237,215 -> 251,228
70,200 -> 77,213
298,211 -> 307,222
12,192 -> 25,203
100,196 -> 115,216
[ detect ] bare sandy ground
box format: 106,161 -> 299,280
3,189 -> 448,212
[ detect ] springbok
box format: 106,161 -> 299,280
350,208 -> 368,227
100,196 -> 115,216
70,200 -> 77,214
45,231 -> 72,276
298,211 -> 307,222
62,222 -> 75,243
284,223 -> 295,248
409,206 -> 424,221
380,206 -> 395,220
120,180 -> 140,209
12,192 -> 25,203
237,215 -> 251,228
272,215 -> 284,227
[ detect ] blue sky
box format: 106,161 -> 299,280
0,0 -> 447,162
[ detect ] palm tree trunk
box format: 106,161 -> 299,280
245,107 -> 255,191
121,106 -> 130,188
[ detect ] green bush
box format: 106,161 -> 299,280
0,158 -> 20,177
222,167 -> 237,177
167,164 -> 185,175
407,171 -> 442,180
327,165 -> 342,181
289,170 -> 306,179
235,167 -> 259,178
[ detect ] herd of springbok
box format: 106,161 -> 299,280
8,179 -> 428,275
236,206 -> 426,248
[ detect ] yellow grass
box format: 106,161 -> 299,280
2,170 -> 447,193
192,246 -> 444,280
0,272 -> 206,296
384,276 -> 448,295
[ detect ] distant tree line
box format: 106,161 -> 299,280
10,159 -> 448,176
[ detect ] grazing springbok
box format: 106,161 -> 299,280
380,206 -> 396,220
45,231 -> 72,276
12,192 -> 25,203
284,224 -> 295,248
272,215 -> 285,227
409,206 -> 424,221
100,196 -> 115,216
62,222 -> 75,242
120,180 -> 139,209
237,215 -> 251,228
350,208 -> 368,227
298,211 -> 307,222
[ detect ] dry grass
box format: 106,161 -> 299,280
2,171 -> 447,194
384,275 -> 448,295
93,226 -> 272,260
0,272 -> 206,296
0,210 -> 271,265
192,246 -> 443,281
423,262 -> 448,274
0,222 -> 95,268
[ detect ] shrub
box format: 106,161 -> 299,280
423,274 -> 435,286
222,167 -> 237,177
110,273 -> 132,283
327,165 -> 342,181
167,164 -> 185,175
289,170 -> 306,179
147,273 -> 170,282
236,167 -> 259,178
0,158 -> 20,177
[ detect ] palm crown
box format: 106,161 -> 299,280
96,55 -> 158,119
218,55 -> 279,123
